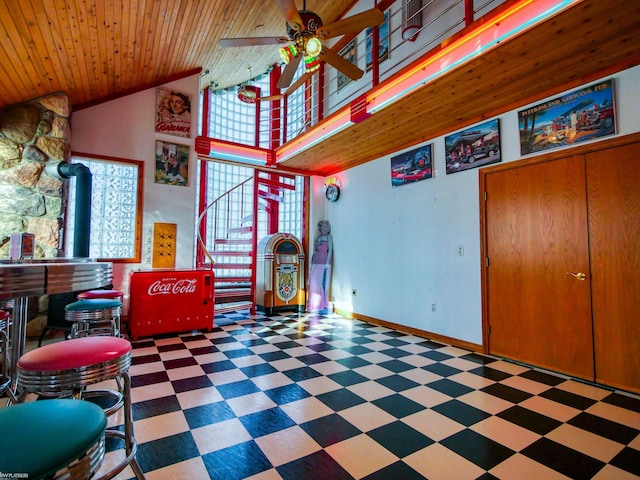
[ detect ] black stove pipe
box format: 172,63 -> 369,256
57,162 -> 92,258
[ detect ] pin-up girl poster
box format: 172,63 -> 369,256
155,88 -> 192,138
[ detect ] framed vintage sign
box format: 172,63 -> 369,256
391,144 -> 433,187
154,140 -> 189,186
518,79 -> 616,155
445,119 -> 501,174
155,87 -> 192,138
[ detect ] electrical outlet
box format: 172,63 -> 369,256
352,289 -> 357,296
458,245 -> 464,256
431,302 -> 436,311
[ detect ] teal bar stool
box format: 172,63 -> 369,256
0,399 -> 107,480
14,336 -> 145,479
65,298 -> 123,338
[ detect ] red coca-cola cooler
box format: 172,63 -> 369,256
128,269 -> 214,340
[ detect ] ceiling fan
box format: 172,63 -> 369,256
219,0 -> 384,93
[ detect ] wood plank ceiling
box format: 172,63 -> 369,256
0,0 -> 356,108
1,0 -> 639,175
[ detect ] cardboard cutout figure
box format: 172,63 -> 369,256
307,220 -> 333,313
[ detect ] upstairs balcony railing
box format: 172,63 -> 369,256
205,0 -> 507,150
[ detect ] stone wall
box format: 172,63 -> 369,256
0,93 -> 70,258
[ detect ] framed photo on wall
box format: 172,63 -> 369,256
154,140 -> 189,186
518,79 -> 616,155
391,143 -> 433,187
155,87 -> 192,138
337,40 -> 357,92
366,10 -> 389,71
445,119 -> 501,174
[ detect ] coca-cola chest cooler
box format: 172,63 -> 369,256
128,269 -> 214,340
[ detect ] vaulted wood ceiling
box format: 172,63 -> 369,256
0,0 -> 356,109
1,0 -> 639,175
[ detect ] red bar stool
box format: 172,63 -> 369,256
14,336 -> 145,479
0,309 -> 16,402
0,399 -> 107,480
77,289 -> 124,302
65,298 -> 123,339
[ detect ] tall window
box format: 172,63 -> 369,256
65,153 -> 143,262
209,75 -> 272,148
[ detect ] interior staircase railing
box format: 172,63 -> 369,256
197,176 -> 255,314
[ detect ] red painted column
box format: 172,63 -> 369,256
197,87 -> 211,267
372,1 -> 380,86
465,0 -> 474,26
270,67 -> 282,151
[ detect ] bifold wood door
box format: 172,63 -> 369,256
587,142 -> 640,391
483,140 -> 640,392
484,155 -> 594,380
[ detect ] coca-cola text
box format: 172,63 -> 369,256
148,278 -> 198,296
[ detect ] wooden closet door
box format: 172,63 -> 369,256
485,155 -> 594,380
587,142 -> 640,392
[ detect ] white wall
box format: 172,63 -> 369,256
70,74 -> 201,312
325,65 -> 640,345
66,63 -> 640,343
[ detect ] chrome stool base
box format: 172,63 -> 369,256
15,337 -> 144,480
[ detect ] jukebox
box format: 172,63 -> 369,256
255,233 -> 305,314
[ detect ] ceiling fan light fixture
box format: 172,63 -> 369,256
279,45 -> 298,64
305,37 -> 322,57
304,55 -> 320,73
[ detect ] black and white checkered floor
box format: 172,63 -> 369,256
96,310 -> 639,480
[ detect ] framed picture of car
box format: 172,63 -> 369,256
518,79 -> 616,155
445,119 -> 501,175
391,143 -> 433,187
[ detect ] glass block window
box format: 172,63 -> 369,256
278,174 -> 304,240
65,154 -> 143,262
209,75 -> 272,148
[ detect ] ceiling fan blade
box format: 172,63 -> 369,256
219,37 -> 290,47
274,0 -> 305,31
321,48 -> 364,80
258,94 -> 284,102
285,71 -> 314,95
316,8 -> 384,39
277,53 -> 303,89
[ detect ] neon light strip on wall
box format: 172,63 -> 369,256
204,139 -> 269,166
276,109 -> 352,163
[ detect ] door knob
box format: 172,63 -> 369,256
565,272 -> 586,281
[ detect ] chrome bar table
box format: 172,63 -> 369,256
0,258 -> 113,398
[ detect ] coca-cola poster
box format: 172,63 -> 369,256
155,87 -> 191,138
155,140 -> 190,186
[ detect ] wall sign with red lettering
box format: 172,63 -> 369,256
155,87 -> 192,138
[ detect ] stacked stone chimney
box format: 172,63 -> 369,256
0,93 -> 70,258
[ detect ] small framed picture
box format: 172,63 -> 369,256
155,141 -> 189,186
445,119 -> 501,174
155,87 -> 192,138
391,144 -> 433,187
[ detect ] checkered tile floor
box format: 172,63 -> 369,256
92,311 -> 639,479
